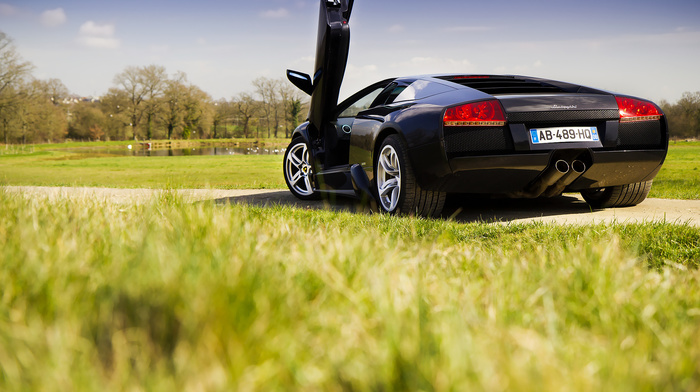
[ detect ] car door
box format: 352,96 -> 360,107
307,0 -> 354,137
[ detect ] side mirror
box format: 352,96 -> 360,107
286,70 -> 314,96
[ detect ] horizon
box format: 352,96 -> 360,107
1,0 -> 699,103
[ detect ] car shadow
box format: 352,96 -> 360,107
442,194 -> 594,223
215,191 -> 595,224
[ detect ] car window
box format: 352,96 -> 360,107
394,80 -> 456,102
383,85 -> 407,105
338,87 -> 384,118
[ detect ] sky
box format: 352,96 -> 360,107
1,0 -> 699,103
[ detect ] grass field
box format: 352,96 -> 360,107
1,140 -> 698,390
0,191 -> 698,390
1,140 -> 698,199
649,141 -> 700,199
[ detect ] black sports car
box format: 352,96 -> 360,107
283,0 -> 668,217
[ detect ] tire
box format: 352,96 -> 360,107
581,180 -> 653,209
283,138 -> 319,200
375,135 -> 446,217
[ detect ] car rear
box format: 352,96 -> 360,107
436,75 -> 668,198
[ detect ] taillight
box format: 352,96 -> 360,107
444,100 -> 506,127
615,96 -> 662,122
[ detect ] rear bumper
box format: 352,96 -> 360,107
438,149 -> 666,194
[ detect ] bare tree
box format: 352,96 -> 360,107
252,77 -> 283,138
232,92 -> 258,139
0,32 -> 32,96
0,31 -> 34,144
113,65 -> 167,140
211,98 -> 230,139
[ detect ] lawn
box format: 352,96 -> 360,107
0,191 -> 698,390
1,140 -> 698,199
1,140 -> 698,390
649,141 -> 700,199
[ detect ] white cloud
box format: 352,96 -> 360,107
78,21 -> 120,49
78,36 -> 120,49
41,8 -> 66,27
0,3 -> 18,16
260,8 -> 289,19
79,21 -> 115,37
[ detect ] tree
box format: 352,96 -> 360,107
0,31 -> 34,144
660,91 -> 700,139
678,92 -> 700,139
279,81 -> 305,137
211,98 -> 230,139
162,76 -> 188,140
181,84 -> 212,139
253,77 -> 283,138
113,65 -> 167,140
100,87 -> 131,140
67,103 -> 106,141
21,79 -> 67,142
232,92 -> 258,139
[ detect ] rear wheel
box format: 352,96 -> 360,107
581,180 -> 653,208
283,138 -> 319,200
375,135 -> 445,217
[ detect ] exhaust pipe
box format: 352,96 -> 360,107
571,160 -> 586,174
543,160 -> 587,197
520,160 -> 570,198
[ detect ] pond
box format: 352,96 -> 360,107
57,143 -> 286,157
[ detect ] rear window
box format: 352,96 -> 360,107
394,80 -> 456,102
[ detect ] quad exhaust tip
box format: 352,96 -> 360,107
513,158 -> 589,199
571,160 -> 586,174
555,159 -> 569,174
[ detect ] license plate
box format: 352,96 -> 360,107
530,126 -> 599,144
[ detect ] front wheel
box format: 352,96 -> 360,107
283,139 -> 319,200
375,135 -> 445,217
581,180 -> 653,209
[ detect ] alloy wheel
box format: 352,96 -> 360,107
377,144 -> 402,212
284,142 -> 314,197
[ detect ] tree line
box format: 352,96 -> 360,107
1,31 -> 306,144
2,31 -> 699,144
659,92 -> 700,140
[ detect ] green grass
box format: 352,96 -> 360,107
1,141 -> 698,198
1,191 -> 699,390
0,151 -> 285,189
649,141 -> 700,199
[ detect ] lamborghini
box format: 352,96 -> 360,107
283,0 -> 668,217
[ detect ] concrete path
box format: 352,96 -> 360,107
4,186 -> 699,226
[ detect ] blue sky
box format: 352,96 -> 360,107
1,0 -> 699,103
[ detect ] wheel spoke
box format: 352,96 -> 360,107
379,178 -> 399,197
290,171 -> 302,186
380,153 -> 399,176
289,153 -> 302,168
303,176 -> 312,192
390,187 -> 400,210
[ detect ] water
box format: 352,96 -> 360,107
58,143 -> 286,157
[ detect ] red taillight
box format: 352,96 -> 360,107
444,100 -> 506,127
616,96 -> 662,122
